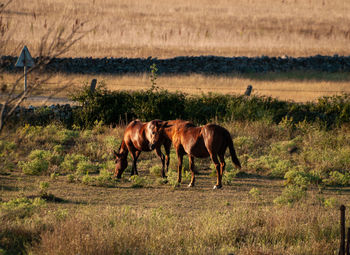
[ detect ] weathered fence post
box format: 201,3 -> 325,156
339,205 -> 346,255
346,227 -> 350,255
90,79 -> 97,93
244,85 -> 252,96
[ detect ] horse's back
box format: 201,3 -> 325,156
201,124 -> 231,154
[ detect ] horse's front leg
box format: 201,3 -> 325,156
155,146 -> 166,178
130,150 -> 141,176
164,141 -> 171,175
188,155 -> 195,187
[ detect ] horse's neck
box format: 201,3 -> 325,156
119,140 -> 129,156
163,126 -> 175,140
139,124 -> 149,144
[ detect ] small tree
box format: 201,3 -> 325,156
0,1 -> 91,132
149,63 -> 159,91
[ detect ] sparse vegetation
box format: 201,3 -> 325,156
1,121 -> 350,254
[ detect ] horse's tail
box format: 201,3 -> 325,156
227,131 -> 241,169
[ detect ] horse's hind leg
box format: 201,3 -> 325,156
210,153 -> 222,189
218,154 -> 226,177
155,146 -> 166,178
188,155 -> 195,187
177,151 -> 184,185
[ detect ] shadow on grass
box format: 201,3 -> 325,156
26,194 -> 88,205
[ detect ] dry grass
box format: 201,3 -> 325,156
1,165 -> 348,255
2,72 -> 350,103
1,122 -> 350,254
3,0 -> 350,58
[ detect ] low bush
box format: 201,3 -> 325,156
0,197 -> 46,220
18,150 -> 54,175
60,153 -> 89,173
149,165 -> 163,177
167,169 -> 191,188
130,175 -> 151,188
71,85 -> 350,128
273,185 -> 307,206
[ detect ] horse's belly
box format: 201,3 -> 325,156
185,139 -> 209,158
191,149 -> 210,158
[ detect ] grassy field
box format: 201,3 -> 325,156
3,0 -> 350,58
1,121 -> 350,254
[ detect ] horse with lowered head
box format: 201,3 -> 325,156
163,121 -> 241,189
113,119 -> 170,179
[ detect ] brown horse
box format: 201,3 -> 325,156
163,122 -> 241,189
114,119 -> 170,178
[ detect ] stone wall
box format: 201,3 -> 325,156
1,55 -> 350,75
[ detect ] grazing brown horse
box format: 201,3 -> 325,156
163,122 -> 241,189
114,119 -> 170,178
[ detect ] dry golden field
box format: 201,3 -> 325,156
2,71 -> 350,104
3,0 -> 350,58
2,0 -> 350,103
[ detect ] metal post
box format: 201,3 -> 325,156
24,65 -> 27,92
340,205 -> 346,255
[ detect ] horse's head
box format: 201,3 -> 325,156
113,150 -> 128,178
145,120 -> 169,150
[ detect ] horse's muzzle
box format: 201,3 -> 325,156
149,144 -> 156,150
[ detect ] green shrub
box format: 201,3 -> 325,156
222,169 -> 239,186
100,160 -> 115,172
71,85 -> 350,128
0,197 -> 46,220
19,158 -> 49,175
76,160 -> 99,175
104,136 -> 121,151
95,170 -> 116,187
67,174 -> 76,183
167,169 -> 191,188
60,153 -> 89,173
130,175 -> 151,188
18,150 -> 56,175
149,165 -> 163,177
323,171 -> 350,186
284,169 -> 322,188
324,197 -> 340,208
249,188 -> 262,202
82,172 -> 93,185
248,155 -> 294,178
273,185 -> 307,206
0,140 -> 16,153
234,136 -> 255,155
166,170 -> 180,188
39,181 -> 50,196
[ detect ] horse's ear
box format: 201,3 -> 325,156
155,120 -> 161,129
160,121 -> 172,129
113,150 -> 118,157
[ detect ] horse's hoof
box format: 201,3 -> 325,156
213,185 -> 222,190
188,183 -> 194,188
